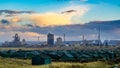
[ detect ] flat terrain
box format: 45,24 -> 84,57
0,57 -> 119,68
0,46 -> 119,50
0,46 -> 120,68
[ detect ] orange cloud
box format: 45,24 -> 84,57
27,5 -> 89,26
29,13 -> 71,27
23,32 -> 41,37
10,16 -> 20,23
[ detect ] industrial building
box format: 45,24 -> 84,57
47,33 -> 54,46
55,37 -> 63,46
2,33 -> 26,47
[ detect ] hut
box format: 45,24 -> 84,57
32,55 -> 51,65
48,52 -> 61,60
60,53 -> 74,61
10,52 -> 26,58
0,50 -> 10,57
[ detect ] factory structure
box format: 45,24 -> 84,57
47,33 -> 64,46
55,37 -> 63,46
2,33 -> 27,47
47,33 -> 54,46
1,31 -> 120,47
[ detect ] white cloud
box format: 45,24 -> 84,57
59,5 -> 90,24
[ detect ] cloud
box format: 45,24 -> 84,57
0,12 -> 71,27
0,5 -> 90,27
0,10 -> 35,14
28,20 -> 120,40
27,4 -> 89,26
28,13 -> 71,27
60,5 -> 90,24
1,19 -> 10,24
60,5 -> 89,16
0,32 -> 4,35
61,10 -> 77,14
26,24 -> 34,27
0,19 -> 120,41
10,16 -> 21,23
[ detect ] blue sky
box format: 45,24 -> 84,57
0,0 -> 119,23
0,0 -> 120,42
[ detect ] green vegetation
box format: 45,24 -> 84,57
0,46 -> 120,68
0,57 -> 119,68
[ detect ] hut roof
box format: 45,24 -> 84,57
34,54 -> 51,59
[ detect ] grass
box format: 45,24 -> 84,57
0,46 -> 120,68
0,57 -> 119,68
0,46 -> 119,51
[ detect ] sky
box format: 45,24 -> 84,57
0,0 -> 120,42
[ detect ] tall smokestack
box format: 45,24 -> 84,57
38,36 -> 40,41
82,35 -> 85,41
63,34 -> 65,43
98,28 -> 101,46
82,35 -> 85,45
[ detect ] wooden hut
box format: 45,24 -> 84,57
60,53 -> 74,61
32,55 -> 51,65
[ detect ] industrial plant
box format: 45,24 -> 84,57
1,31 -> 120,47
2,34 -> 27,47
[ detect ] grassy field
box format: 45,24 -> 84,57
0,46 -> 120,68
0,57 -> 119,68
0,46 -> 119,51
